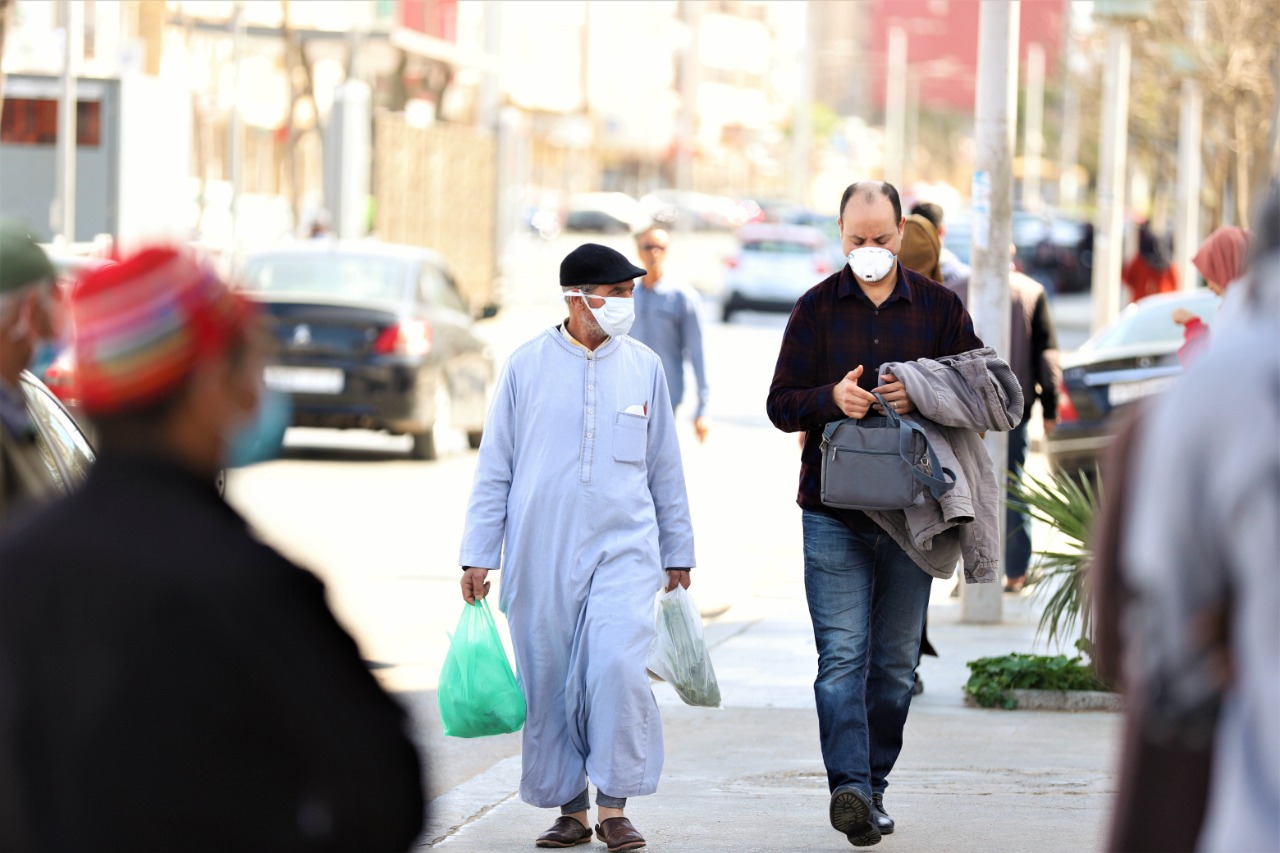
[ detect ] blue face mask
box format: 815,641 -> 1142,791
226,389 -> 292,468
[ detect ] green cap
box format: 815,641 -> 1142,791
0,220 -> 55,295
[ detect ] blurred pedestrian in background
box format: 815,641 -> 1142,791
909,202 -> 968,290
459,243 -> 695,852
1172,225 -> 1251,364
898,213 -> 943,285
926,203 -> 1062,594
1098,186 -> 1279,852
0,246 -> 425,851
0,222 -> 62,528
630,224 -> 710,443
1122,221 -> 1179,303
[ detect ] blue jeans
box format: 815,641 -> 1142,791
801,510 -> 933,797
1005,420 -> 1032,581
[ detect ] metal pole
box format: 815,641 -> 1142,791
963,0 -> 1019,624
1058,81 -> 1080,209
1174,3 -> 1204,291
1091,23 -> 1131,333
1023,42 -> 1045,213
228,1 -> 245,251
676,0 -> 699,198
53,0 -> 82,242
884,25 -> 907,187
791,0 -> 813,207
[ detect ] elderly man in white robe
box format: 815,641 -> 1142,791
459,243 -> 696,853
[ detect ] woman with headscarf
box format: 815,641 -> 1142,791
1172,226 -> 1251,365
1121,221 -> 1180,303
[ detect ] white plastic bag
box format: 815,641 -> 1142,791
646,585 -> 721,708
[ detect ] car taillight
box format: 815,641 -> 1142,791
42,354 -> 76,402
1056,378 -> 1079,424
814,257 -> 831,276
372,321 -> 432,356
724,256 -> 739,269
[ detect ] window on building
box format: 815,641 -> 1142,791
0,99 -> 102,147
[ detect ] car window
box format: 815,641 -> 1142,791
241,255 -> 409,302
1084,296 -> 1220,351
742,240 -> 815,254
420,264 -> 467,313
20,378 -> 94,492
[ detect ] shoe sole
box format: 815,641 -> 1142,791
534,837 -> 591,848
830,789 -> 882,847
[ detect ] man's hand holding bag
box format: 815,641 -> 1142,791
820,391 -> 956,511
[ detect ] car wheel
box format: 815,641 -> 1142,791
467,430 -> 483,449
410,430 -> 438,461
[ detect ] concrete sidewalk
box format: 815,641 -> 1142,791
419,582 -> 1121,851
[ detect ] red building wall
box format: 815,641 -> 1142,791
866,0 -> 1069,113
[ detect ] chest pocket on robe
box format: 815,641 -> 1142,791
613,412 -> 648,463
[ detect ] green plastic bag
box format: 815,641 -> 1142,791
438,598 -> 527,738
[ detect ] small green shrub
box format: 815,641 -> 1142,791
964,652 -> 1110,709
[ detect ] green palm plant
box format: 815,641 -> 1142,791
1005,468 -> 1102,650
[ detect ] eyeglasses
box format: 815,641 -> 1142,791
640,244 -> 668,252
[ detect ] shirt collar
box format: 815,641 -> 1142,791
558,321 -> 609,355
836,262 -> 914,305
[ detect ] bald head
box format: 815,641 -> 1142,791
839,181 -> 902,223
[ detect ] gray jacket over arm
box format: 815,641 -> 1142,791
866,348 -> 1024,583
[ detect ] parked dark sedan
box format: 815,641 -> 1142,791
1046,289 -> 1219,480
238,242 -> 496,460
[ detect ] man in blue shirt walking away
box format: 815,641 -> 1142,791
630,225 -> 710,443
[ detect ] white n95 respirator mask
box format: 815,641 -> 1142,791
847,247 -> 897,283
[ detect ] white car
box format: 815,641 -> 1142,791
720,224 -> 839,322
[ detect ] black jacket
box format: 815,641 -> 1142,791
0,453 -> 425,852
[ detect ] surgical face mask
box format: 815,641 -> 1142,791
847,247 -> 897,283
226,387 -> 292,468
565,291 -> 635,337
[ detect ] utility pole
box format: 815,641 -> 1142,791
1058,82 -> 1080,209
791,0 -> 814,207
1091,15 -> 1134,333
1022,42 -> 1045,213
883,25 -> 907,187
53,0 -> 83,243
676,0 -> 700,200
1174,2 -> 1205,291
228,1 -> 245,250
963,0 -> 1019,624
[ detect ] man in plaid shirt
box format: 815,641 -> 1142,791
766,181 -> 982,847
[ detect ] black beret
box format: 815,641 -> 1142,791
560,243 -> 646,289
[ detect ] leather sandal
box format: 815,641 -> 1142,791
535,816 -> 593,848
594,816 -> 646,852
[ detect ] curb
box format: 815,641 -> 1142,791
963,689 -> 1123,712
418,755 -> 522,848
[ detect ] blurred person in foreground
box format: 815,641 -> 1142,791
1098,186 -> 1279,852
0,246 -> 425,851
767,182 -> 1018,847
1121,220 -> 1179,303
630,224 -> 710,443
459,243 -> 695,852
930,205 -> 1061,595
0,222 -> 62,527
1172,225 -> 1251,365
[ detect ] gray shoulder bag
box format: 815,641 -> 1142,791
819,392 -> 957,511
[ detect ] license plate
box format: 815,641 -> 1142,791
264,365 -> 344,395
1107,375 -> 1173,406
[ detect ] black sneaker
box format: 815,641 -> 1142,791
830,785 -> 882,847
871,793 -> 895,835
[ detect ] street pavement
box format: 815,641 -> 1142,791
420,584 -> 1121,852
